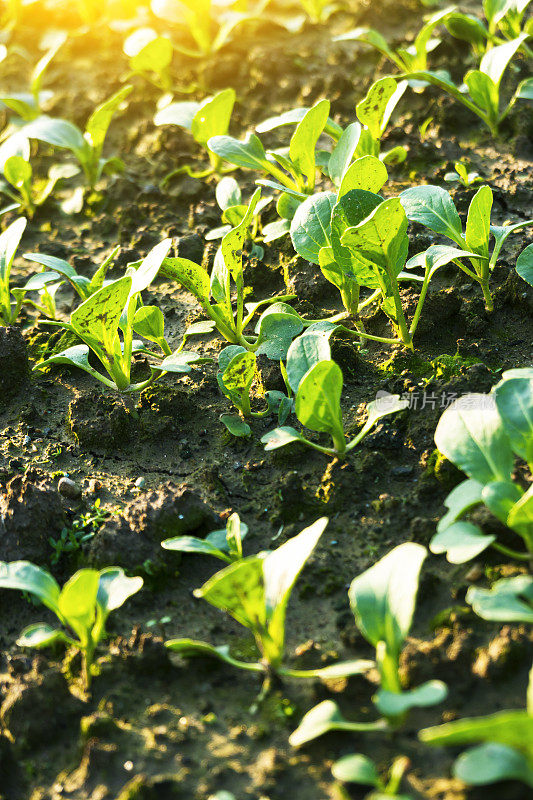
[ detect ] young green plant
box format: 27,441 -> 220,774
0,560 -> 143,689
162,511 -> 248,563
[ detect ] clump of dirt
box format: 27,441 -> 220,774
68,391 -> 139,449
0,469 -> 65,561
87,483 -> 219,570
0,327 -> 30,405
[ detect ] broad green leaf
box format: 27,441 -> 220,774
330,188 -> 383,285
465,186 -> 493,263
507,485 -> 533,539
208,133 -> 270,172
256,107 -> 343,139
151,350 -> 201,374
195,555 -> 267,632
4,155 -> 31,189
464,70 -> 498,113
338,156 -> 388,197
445,12 -> 488,46
289,99 -> 330,185
220,412 -> 251,437
349,393 -> 409,447
221,188 -> 261,281
23,116 -> 85,152
290,191 -> 336,264
216,176 -> 241,210
130,36 -> 173,76
328,122 -> 362,186
494,374 -> 533,461
222,350 -> 256,397
0,132 -> 31,171
96,567 -> 143,616
434,394 -> 514,483
129,238 -> 171,296
454,743 -> 533,788
71,276 -> 131,361
34,345 -> 102,380
375,680 -> 448,717
437,479 -> 484,532
289,699 -> 387,747
286,330 -> 332,393
400,185 -> 463,243
154,100 -> 201,130
133,305 -> 165,343
58,569 -> 99,642
406,244 -> 486,278
282,658 -> 375,681
341,197 -> 409,278
356,77 -> 403,139
0,560 -> 61,614
331,754 -> 380,786
479,33 -> 529,86
261,426 -> 308,450
192,88 -> 235,146
255,308 -> 304,359
0,217 -> 26,287
295,360 -> 344,445
484,0 -> 513,26
516,243 -> 533,287
85,86 -> 133,153
162,535 -> 231,562
420,710 -> 533,761
17,623 -> 70,649
467,576 -> 533,623
348,543 -> 427,655
334,27 -> 396,61
430,521 -> 495,563
160,257 -> 210,301
165,638 -> 263,672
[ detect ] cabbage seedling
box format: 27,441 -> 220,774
21,85 -> 133,189
23,244 -> 120,303
467,575 -> 533,623
335,7 -> 453,79
401,34 -> 533,135
289,699 -> 387,748
420,665 -> 533,789
206,176 -> 272,257
332,753 -> 411,799
162,511 -> 248,563
401,184 -> 533,311
444,161 -> 483,186
0,36 -> 64,121
33,239 -> 202,391
154,89 -> 237,182
0,155 -> 78,217
262,360 -> 408,457
444,1 -> 533,57
124,28 -> 174,93
159,190 -> 299,357
166,518 -> 374,686
431,368 -> 533,564
0,560 -> 143,689
349,543 -> 447,725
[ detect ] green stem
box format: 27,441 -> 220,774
491,542 -> 531,561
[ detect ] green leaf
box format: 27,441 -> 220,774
295,360 -> 345,449
465,186 -> 493,263
58,569 -> 99,642
128,238 -> 172,296
479,34 -> 529,86
96,567 -> 143,618
151,350 -> 201,374
430,521 -> 495,563
216,176 -> 241,210
220,412 -> 252,437
335,26 -> 396,61
165,639 -> 263,672
494,373 -> 533,462
289,699 -> 387,747
330,189 -> 384,286
348,543 -> 427,655
255,308 -> 304,359
221,188 -> 261,282
437,479 -> 484,532
192,88 -> 235,146
289,99 -> 330,184
130,36 -> 173,76
445,13 -> 489,45
507,485 -> 533,539
222,350 -> 256,405
356,77 -> 402,139
34,344 -> 101,379
71,276 -> 131,363
331,754 -> 380,786
133,305 -> 165,343
22,116 -> 86,152
261,426 -> 308,450
85,86 -> 132,154
467,576 -> 533,623
290,191 -> 336,264
208,132 -> 270,172
435,393 -> 513,483
194,555 -> 267,631
420,710 -> 533,761
516,243 -> 533,287
406,244 -> 486,278
400,185 -> 463,243
160,256 -> 210,301
338,156 -> 388,198
162,535 -> 231,562
375,680 -> 448,717
454,743 -> 533,788
341,197 -> 409,278
464,70 -> 498,114
328,122 -> 362,186
3,155 -> 31,189
0,216 -> 26,290
286,329 -> 333,393
154,100 -> 201,130
17,623 -> 70,649
0,560 -> 61,615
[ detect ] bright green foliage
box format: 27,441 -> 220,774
166,518 -> 374,682
0,560 -> 143,688
154,89 -> 236,181
444,161 -> 483,186
262,358 -> 408,457
420,666 -> 533,788
402,34 -> 533,134
349,543 -> 447,723
432,368 -> 533,563
0,154 -> 78,217
297,0 -> 338,23
33,239 -> 202,391
0,36 -> 64,121
401,184 -> 533,310
335,7 -> 453,76
444,0 -> 533,56
0,216 -> 28,324
289,699 -> 387,747
206,176 -> 272,255
467,575 -> 533,623
151,0 -> 267,58
21,85 -> 133,189
124,28 -> 174,92
332,753 -> 412,799
24,245 -> 120,306
162,511 -> 248,563
159,190 -> 298,356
